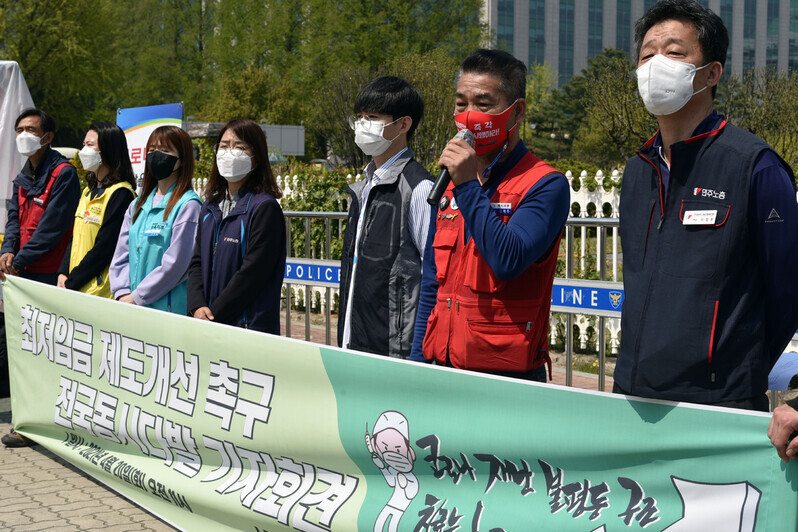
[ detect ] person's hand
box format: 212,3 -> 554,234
57,274 -> 68,288
768,403 -> 798,463
193,306 -> 214,321
438,136 -> 479,187
0,253 -> 17,280
365,429 -> 374,454
118,294 -> 136,304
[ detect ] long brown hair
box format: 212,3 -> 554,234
205,118 -> 282,203
132,126 -> 195,223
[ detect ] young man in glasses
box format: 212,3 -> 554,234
338,76 -> 434,359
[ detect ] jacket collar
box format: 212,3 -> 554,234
643,111 -> 726,154
208,187 -> 258,218
14,147 -> 65,193
349,148 -> 415,198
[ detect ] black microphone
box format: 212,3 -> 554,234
427,129 -> 475,206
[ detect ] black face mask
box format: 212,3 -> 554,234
146,151 -> 179,181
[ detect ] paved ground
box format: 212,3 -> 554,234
0,318 -> 612,531
0,397 -> 176,531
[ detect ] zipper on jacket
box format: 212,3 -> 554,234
708,300 -> 720,383
637,151 -> 666,230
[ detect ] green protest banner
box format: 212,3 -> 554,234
5,276 -> 798,531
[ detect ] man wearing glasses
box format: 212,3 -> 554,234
338,76 -> 434,359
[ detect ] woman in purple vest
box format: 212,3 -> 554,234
187,118 -> 286,333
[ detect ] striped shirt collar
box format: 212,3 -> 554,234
363,147 -> 408,186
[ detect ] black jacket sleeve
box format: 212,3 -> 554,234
64,187 -> 135,291
1,185 -> 21,256
209,200 -> 286,324
186,208 -> 207,315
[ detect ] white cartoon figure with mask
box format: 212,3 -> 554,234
366,411 -> 419,532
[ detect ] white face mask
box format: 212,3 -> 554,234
637,54 -> 710,116
16,131 -> 47,157
78,146 -> 103,173
353,117 -> 401,157
216,149 -> 253,182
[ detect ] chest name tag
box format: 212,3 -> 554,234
145,222 -> 168,237
33,197 -> 45,206
490,202 -> 512,215
84,213 -> 101,224
683,210 -> 717,225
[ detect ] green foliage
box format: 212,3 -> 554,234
280,163 -> 356,260
312,48 -> 463,169
718,67 -> 798,174
571,50 -> 656,167
68,152 -> 89,191
192,139 -> 216,188
545,159 -> 601,180
0,0 -> 124,143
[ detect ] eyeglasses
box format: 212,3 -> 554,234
214,143 -> 251,154
347,115 -> 402,132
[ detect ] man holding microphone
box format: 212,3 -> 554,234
410,49 -> 569,382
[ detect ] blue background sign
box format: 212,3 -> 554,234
284,259 -> 340,287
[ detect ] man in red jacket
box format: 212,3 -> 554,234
1,108 -> 80,448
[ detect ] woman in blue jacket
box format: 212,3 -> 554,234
187,118 -> 286,333
110,126 -> 201,314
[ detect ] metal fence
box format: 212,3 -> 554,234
280,211 -> 621,390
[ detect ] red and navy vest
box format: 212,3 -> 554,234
18,162 -> 74,273
423,151 -> 561,373
616,121 -> 794,403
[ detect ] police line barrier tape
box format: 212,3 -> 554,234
5,276 -> 797,531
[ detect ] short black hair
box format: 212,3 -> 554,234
459,49 -> 527,103
354,76 -> 424,140
635,0 -> 728,96
15,108 -> 56,134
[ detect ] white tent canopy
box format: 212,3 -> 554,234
0,61 -> 35,235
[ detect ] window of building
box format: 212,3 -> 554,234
529,0 -> 546,64
588,0 -> 604,59
743,0 -> 756,72
559,0 -> 575,86
498,0 -> 515,53
616,0 -> 632,55
766,0 -> 779,67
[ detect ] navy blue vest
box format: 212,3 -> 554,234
616,121 -> 789,403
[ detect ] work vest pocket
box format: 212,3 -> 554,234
359,201 -> 397,261
461,319 -> 534,372
422,305 -> 448,362
432,228 -> 458,283
463,245 -> 505,293
663,200 -> 731,279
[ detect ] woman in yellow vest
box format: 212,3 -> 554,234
57,121 -> 136,296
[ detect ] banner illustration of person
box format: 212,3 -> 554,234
366,411 -> 419,531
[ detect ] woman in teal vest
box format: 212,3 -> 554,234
57,121 -> 136,297
110,126 -> 201,314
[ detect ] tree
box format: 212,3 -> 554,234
522,62 -> 555,146
571,49 -> 656,167
718,67 -> 798,173
0,0 -> 125,143
312,49 -> 462,170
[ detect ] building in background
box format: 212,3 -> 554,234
485,0 -> 798,86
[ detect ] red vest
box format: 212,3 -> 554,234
17,162 -> 73,273
422,152 -> 561,373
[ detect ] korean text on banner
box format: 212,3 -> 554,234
4,276 -> 798,531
